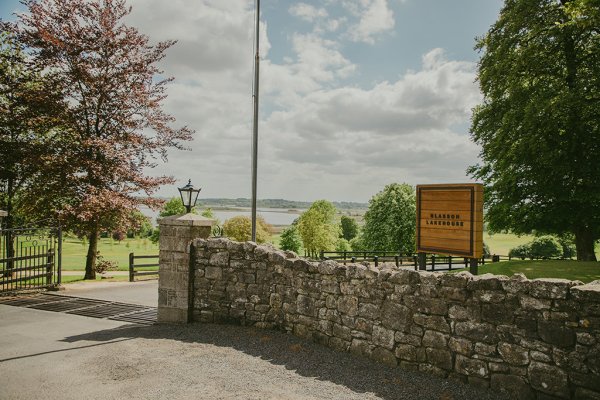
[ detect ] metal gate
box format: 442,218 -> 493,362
0,225 -> 62,292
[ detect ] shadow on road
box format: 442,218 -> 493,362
61,322 -> 507,400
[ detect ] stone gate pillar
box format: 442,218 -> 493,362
157,213 -> 214,323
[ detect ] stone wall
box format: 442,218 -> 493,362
189,238 -> 600,399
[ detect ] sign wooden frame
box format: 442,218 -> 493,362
416,183 -> 483,258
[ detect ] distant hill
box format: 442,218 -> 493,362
198,198 -> 368,210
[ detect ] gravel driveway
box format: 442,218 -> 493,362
0,304 -> 508,400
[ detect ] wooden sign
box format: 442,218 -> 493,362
416,183 -> 484,258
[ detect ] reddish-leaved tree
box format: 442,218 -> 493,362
7,0 -> 192,279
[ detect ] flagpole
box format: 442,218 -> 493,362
251,0 -> 260,242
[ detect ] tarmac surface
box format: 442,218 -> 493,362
0,281 -> 508,400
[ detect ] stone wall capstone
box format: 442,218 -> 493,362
189,238 -> 600,399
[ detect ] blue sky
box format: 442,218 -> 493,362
1,0 -> 504,202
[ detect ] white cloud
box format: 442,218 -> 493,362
344,0 -> 395,44
118,1 -> 480,201
289,3 -> 328,22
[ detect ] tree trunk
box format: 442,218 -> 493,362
574,227 -> 597,261
84,229 -> 98,279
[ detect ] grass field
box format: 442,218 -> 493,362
483,233 -> 534,255
454,259 -> 600,283
62,236 -> 158,271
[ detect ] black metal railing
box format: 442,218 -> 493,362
128,253 -> 159,282
320,250 -> 512,272
0,225 -> 61,292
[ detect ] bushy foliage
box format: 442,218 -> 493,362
350,235 -> 366,251
297,200 -> 340,258
94,254 -> 118,275
112,231 -> 125,241
362,183 -> 416,254
279,225 -> 302,253
335,238 -> 351,253
509,244 -> 531,260
509,236 -> 563,260
340,215 -> 359,241
223,215 -> 272,243
529,236 -> 562,259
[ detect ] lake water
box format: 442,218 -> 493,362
141,206 -> 301,226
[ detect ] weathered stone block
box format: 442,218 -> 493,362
413,314 -> 451,333
490,374 -> 535,400
370,347 -> 397,367
372,325 -> 395,350
455,321 -> 498,344
422,330 -> 449,349
528,362 -> 569,398
455,355 -> 489,378
426,348 -> 453,370
520,295 -> 551,310
381,301 -> 412,331
449,337 -> 472,355
574,388 -> 600,400
537,321 -> 575,348
498,342 -> 529,366
337,296 -> 358,316
395,344 -> 418,361
358,302 -> 379,319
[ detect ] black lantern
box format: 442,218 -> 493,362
178,179 -> 201,214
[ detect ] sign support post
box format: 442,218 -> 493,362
469,257 -> 478,276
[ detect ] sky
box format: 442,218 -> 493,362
0,0 -> 504,203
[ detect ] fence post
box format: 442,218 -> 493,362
413,255 -> 418,270
463,257 -> 468,268
374,256 -> 378,267
46,249 -> 54,286
129,252 -> 134,282
343,251 -> 347,261
395,256 -> 399,267
448,256 -> 452,270
351,257 -> 356,263
418,252 -> 427,271
320,250 -> 324,260
57,225 -> 62,285
431,255 -> 436,271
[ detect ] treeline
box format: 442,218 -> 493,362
198,198 -> 368,210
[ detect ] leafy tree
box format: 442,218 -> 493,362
0,32 -> 66,230
279,225 -> 302,253
350,234 -> 366,251
340,215 -> 359,241
126,210 -> 153,238
362,183 -> 416,254
223,215 -> 272,243
159,197 -> 189,218
6,0 -> 192,279
297,200 -> 340,258
469,0 -> 600,261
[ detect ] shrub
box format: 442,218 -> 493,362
112,231 -> 126,241
509,243 -> 531,260
529,235 -> 562,259
223,215 -> 272,243
94,254 -> 118,275
335,238 -> 351,252
279,225 -> 302,253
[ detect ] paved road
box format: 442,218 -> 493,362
58,280 -> 158,307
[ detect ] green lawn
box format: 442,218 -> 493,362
62,236 -> 158,271
456,259 -> 600,283
484,233 -> 534,256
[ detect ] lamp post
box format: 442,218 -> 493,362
178,180 -> 201,214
